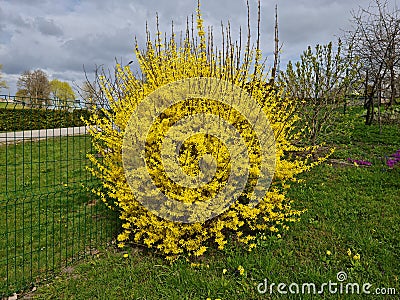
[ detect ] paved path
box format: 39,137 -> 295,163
0,126 -> 90,144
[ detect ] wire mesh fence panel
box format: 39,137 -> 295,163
0,95 -> 120,297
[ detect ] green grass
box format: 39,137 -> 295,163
0,102 -> 27,109
0,136 -> 119,297
26,108 -> 400,299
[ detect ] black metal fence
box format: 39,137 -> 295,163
0,95 -> 120,297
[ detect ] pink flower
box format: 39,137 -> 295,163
347,158 -> 372,166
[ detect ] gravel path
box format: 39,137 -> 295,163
0,126 -> 90,144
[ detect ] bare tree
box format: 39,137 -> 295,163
76,64 -> 129,111
80,80 -> 98,109
344,0 -> 400,125
16,69 -> 51,107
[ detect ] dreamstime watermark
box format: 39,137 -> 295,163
122,77 -> 276,223
257,271 -> 397,296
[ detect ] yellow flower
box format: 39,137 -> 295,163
353,253 -> 360,260
222,268 -> 227,275
123,253 -> 129,258
347,249 -> 352,256
122,222 -> 131,229
326,250 -> 332,256
248,243 -> 256,252
194,246 -> 207,257
190,263 -> 201,268
238,265 -> 245,276
85,3 -> 323,259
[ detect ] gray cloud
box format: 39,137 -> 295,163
34,17 -> 63,36
0,0 -> 396,96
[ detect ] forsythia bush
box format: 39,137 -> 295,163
85,5 -> 327,260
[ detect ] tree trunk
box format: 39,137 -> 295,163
378,80 -> 382,134
364,70 -> 369,109
390,64 -> 396,106
365,93 -> 374,125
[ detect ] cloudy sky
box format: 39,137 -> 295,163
0,0 -> 392,96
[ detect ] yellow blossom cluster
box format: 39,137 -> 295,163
84,4 -> 327,260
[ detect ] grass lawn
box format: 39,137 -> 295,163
11,108 -> 400,299
0,102 -> 27,110
0,136 -> 119,297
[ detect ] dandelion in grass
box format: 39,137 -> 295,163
238,265 -> 245,276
